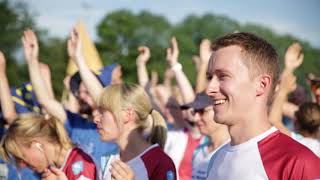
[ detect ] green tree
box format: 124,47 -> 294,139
0,0 -> 35,86
0,0 -> 67,96
96,9 -> 319,91
97,10 -> 172,83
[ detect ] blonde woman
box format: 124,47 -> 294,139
93,83 -> 177,180
0,114 -> 97,179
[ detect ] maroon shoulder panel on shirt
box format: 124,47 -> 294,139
62,148 -> 97,180
141,146 -> 177,180
258,131 -> 320,180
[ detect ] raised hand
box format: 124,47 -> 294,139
166,37 -> 179,66
199,39 -> 212,64
136,46 -> 150,65
67,28 -> 84,64
284,43 -> 304,71
22,29 -> 39,63
110,160 -> 135,180
0,51 -> 6,74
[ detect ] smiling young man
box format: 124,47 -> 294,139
205,32 -> 320,179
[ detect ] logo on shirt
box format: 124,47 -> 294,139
72,161 -> 84,175
166,170 -> 174,180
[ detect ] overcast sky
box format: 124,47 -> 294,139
19,0 -> 320,48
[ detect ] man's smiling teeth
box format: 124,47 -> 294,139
213,99 -> 226,105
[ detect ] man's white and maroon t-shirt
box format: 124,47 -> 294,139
207,127 -> 320,180
127,144 -> 177,180
61,147 -> 97,180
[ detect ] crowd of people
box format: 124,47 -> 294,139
0,24 -> 319,180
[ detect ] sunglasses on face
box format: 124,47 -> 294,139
191,107 -> 212,116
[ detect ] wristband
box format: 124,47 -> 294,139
171,63 -> 182,72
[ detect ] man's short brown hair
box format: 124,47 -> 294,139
211,32 -> 280,103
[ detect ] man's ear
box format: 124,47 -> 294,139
256,74 -> 272,96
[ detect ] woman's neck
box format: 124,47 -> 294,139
53,145 -> 72,168
118,128 -> 151,162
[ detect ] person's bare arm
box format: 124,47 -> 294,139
192,55 -> 201,73
39,62 -> 55,99
269,43 -> 304,136
163,69 -> 174,92
62,75 -> 79,113
22,29 -> 67,122
281,42 -> 304,118
269,70 -> 296,136
166,37 -> 195,103
136,46 -> 151,88
282,101 -> 299,119
0,51 -> 17,124
68,28 -> 103,102
195,39 -> 212,93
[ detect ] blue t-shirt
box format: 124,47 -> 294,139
65,110 -> 118,168
0,158 -> 40,180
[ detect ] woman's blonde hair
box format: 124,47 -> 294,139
97,83 -> 168,149
0,114 -> 73,162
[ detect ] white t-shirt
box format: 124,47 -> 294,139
291,132 -> 320,157
207,127 -> 320,180
164,130 -> 189,169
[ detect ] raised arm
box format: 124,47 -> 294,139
281,43 -> 303,117
39,62 -> 55,99
136,46 -> 151,88
282,101 -> 299,119
62,75 -> 79,113
0,51 -> 17,124
195,39 -> 212,93
68,28 -> 103,102
192,55 -> 201,73
284,43 -> 304,73
269,71 -> 296,136
22,29 -> 67,122
166,37 -> 195,103
269,42 -> 304,135
163,68 -> 174,92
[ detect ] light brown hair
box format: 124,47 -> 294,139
97,83 -> 168,149
0,114 -> 73,162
